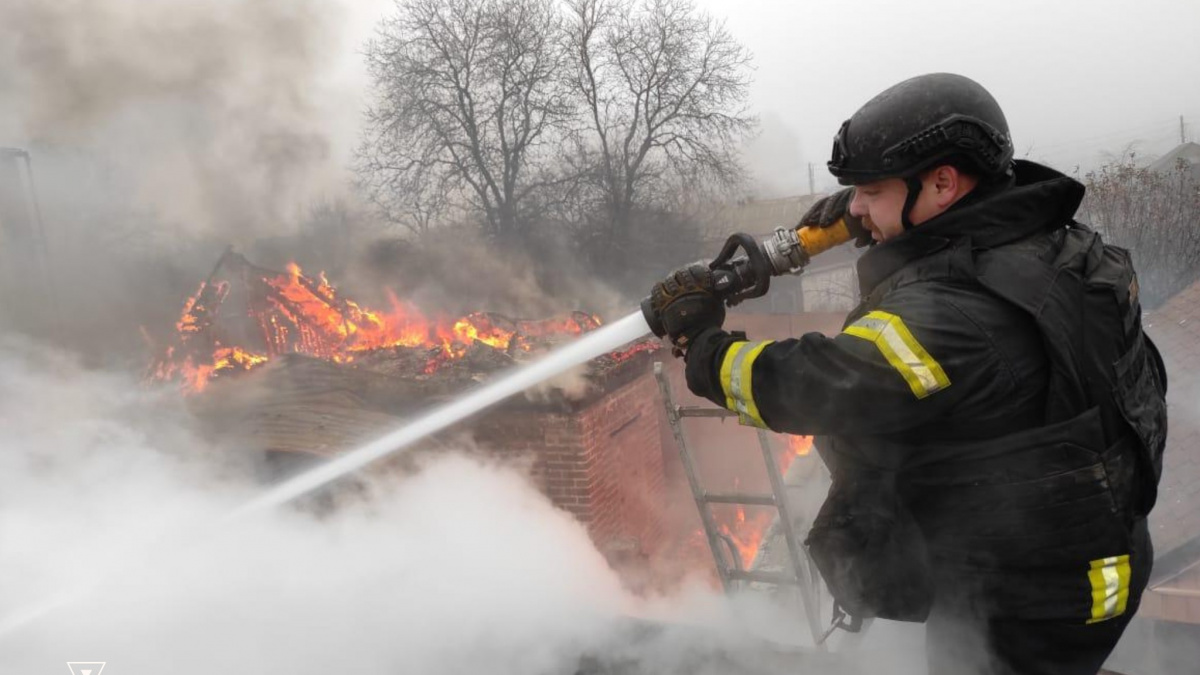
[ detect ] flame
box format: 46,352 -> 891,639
151,256 -> 647,393
719,511 -> 774,569
708,436 -> 814,570
787,434 -> 812,458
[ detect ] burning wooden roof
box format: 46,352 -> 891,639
148,247 -> 658,397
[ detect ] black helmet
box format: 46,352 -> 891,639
828,73 -> 1013,186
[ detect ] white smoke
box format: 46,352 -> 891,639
0,0 -> 398,361
0,0 -> 375,241
0,336 -> 841,675
0,0 -> 632,362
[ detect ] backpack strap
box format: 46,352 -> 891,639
972,229 -> 1091,422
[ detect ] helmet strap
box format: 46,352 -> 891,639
901,175 -> 923,230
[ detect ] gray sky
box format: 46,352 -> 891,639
336,0 -> 1200,196
6,0 -> 1196,207
692,0 -> 1200,193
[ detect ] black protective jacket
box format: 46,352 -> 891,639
685,161 -> 1165,622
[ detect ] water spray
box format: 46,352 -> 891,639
225,312 -> 653,519
232,218 -> 851,516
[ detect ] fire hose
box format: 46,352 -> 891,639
640,218 -> 854,336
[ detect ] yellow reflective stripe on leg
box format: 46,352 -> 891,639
843,310 -> 950,399
1086,554 -> 1131,624
717,340 -> 774,428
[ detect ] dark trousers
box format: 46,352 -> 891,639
925,520 -> 1152,675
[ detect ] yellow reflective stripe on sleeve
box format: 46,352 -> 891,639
719,342 -> 745,413
717,340 -> 774,428
1086,554 -> 1131,624
843,310 -> 951,399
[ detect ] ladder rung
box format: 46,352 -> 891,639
676,406 -> 738,418
702,492 -> 776,506
727,569 -> 800,585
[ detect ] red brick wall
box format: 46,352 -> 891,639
539,413 -> 592,523
468,368 -> 668,569
466,409 -> 589,519
465,311 -> 847,587
577,374 -> 667,561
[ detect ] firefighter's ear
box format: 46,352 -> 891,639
925,165 -> 976,210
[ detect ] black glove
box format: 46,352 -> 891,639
649,263 -> 726,355
799,187 -> 872,248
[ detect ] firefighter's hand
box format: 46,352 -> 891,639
649,263 -> 726,355
800,188 -> 872,248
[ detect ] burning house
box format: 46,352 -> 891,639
145,249 -> 837,594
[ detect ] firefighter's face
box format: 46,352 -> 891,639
848,166 -> 978,242
848,178 -> 909,242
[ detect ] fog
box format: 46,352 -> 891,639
0,0 -> 627,363
700,0 -> 1200,193
0,0 -> 376,240
9,0 -> 1195,215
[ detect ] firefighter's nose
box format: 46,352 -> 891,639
848,192 -> 868,219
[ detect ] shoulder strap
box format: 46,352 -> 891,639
973,228 -> 1091,422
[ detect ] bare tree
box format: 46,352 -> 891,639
355,153 -> 453,239
357,0 -> 573,244
1083,151 -> 1200,307
564,0 -> 754,265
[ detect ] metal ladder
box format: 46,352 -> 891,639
653,361 -> 826,647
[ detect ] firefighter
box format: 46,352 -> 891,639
648,73 -> 1167,675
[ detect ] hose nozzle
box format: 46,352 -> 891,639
641,219 -> 855,337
